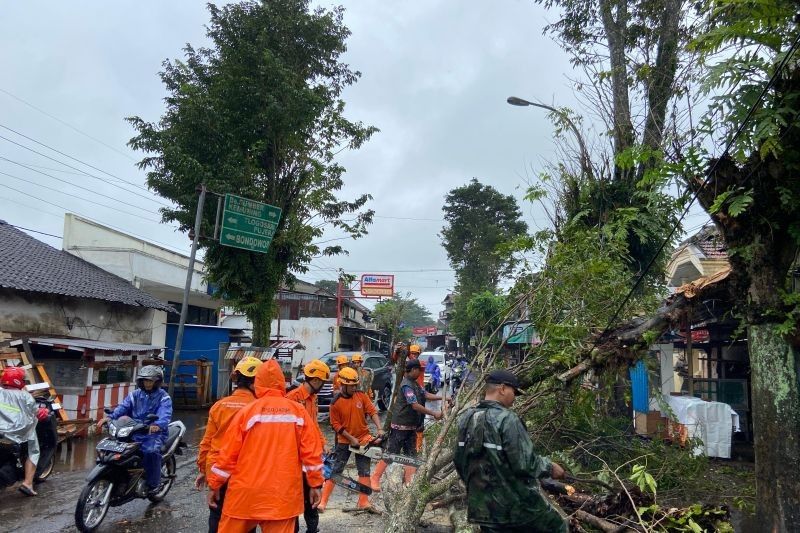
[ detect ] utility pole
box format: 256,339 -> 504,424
168,184 -> 207,396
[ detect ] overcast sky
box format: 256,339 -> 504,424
0,1 -> 710,316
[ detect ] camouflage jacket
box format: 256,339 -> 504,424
454,400 -> 566,531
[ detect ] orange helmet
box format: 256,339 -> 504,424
338,367 -> 359,385
351,353 -> 364,364
335,354 -> 349,365
303,359 -> 331,381
409,344 -> 421,355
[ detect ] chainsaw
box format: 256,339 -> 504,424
322,454 -> 373,494
348,436 -> 423,468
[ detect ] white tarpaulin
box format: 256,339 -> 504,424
656,395 -> 740,458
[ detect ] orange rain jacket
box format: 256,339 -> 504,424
286,384 -> 326,448
207,360 -> 324,521
197,387 -> 258,478
329,391 -> 377,445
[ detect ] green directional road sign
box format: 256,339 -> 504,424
219,194 -> 282,253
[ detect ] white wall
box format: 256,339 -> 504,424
63,214 -> 220,309
221,314 -> 336,367
0,290 -> 160,345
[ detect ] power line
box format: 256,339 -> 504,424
3,222 -> 62,239
374,215 -> 444,222
0,133 -> 169,207
0,87 -> 137,161
0,168 -> 163,223
0,157 -> 165,220
0,181 -> 189,252
0,123 -> 170,205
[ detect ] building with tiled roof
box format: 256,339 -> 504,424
665,224 -> 729,288
0,219 -> 174,344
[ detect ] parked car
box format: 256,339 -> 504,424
295,351 -> 393,412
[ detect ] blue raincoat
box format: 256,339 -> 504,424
110,387 -> 172,489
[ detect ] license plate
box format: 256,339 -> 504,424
97,439 -> 127,453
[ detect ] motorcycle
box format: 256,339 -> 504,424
74,410 -> 187,532
0,395 -> 59,489
450,361 -> 466,394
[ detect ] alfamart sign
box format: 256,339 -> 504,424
360,274 -> 394,297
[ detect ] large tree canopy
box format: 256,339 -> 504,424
441,179 -> 528,295
127,0 -> 376,344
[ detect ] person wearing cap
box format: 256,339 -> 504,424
370,358 -> 444,491
286,359 -> 330,533
196,356 -> 263,533
454,369 -> 567,533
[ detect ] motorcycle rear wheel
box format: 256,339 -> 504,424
75,478 -> 113,532
147,454 -> 176,503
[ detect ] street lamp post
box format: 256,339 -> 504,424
507,96 -> 591,178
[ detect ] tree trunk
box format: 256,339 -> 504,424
748,323 -> 800,532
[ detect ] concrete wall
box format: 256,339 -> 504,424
62,214 -> 220,310
0,289 -> 159,345
221,314 -> 336,367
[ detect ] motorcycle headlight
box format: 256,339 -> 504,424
117,426 -> 133,438
108,424 -> 117,437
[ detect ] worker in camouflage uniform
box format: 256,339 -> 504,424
454,369 -> 567,533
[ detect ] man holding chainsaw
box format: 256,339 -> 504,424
319,367 -> 384,512
370,358 -> 443,490
454,369 -> 567,533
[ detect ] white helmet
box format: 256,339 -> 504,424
136,365 -> 164,389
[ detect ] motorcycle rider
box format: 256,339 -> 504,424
286,359 -> 330,533
97,365 -> 172,496
0,366 -> 39,496
196,356 -> 263,533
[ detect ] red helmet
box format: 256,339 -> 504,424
1,367 -> 26,389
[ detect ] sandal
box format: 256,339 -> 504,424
18,484 -> 38,497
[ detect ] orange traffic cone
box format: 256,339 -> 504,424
370,460 -> 388,492
318,479 -> 335,513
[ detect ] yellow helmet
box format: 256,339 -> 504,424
338,367 -> 360,385
234,356 -> 263,378
303,359 -> 331,381
335,354 -> 350,365
351,353 -> 364,363
409,344 -> 421,355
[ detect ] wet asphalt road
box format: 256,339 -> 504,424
0,403 -> 445,533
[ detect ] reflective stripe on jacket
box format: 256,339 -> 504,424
207,360 -> 324,521
197,387 -> 257,477
454,400 -> 565,531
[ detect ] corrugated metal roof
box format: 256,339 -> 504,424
225,340 -> 304,361
10,337 -> 164,354
0,220 -> 174,312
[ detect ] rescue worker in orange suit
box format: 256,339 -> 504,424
407,344 -> 426,450
330,354 -> 350,393
319,367 -> 385,512
350,354 -> 374,400
286,360 -> 331,533
195,356 -> 263,533
206,359 -> 324,533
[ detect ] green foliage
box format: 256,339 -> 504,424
709,187 -> 754,217
373,293 -> 433,341
127,0 -> 376,344
441,179 -> 528,296
630,464 -> 657,496
313,279 -> 339,296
